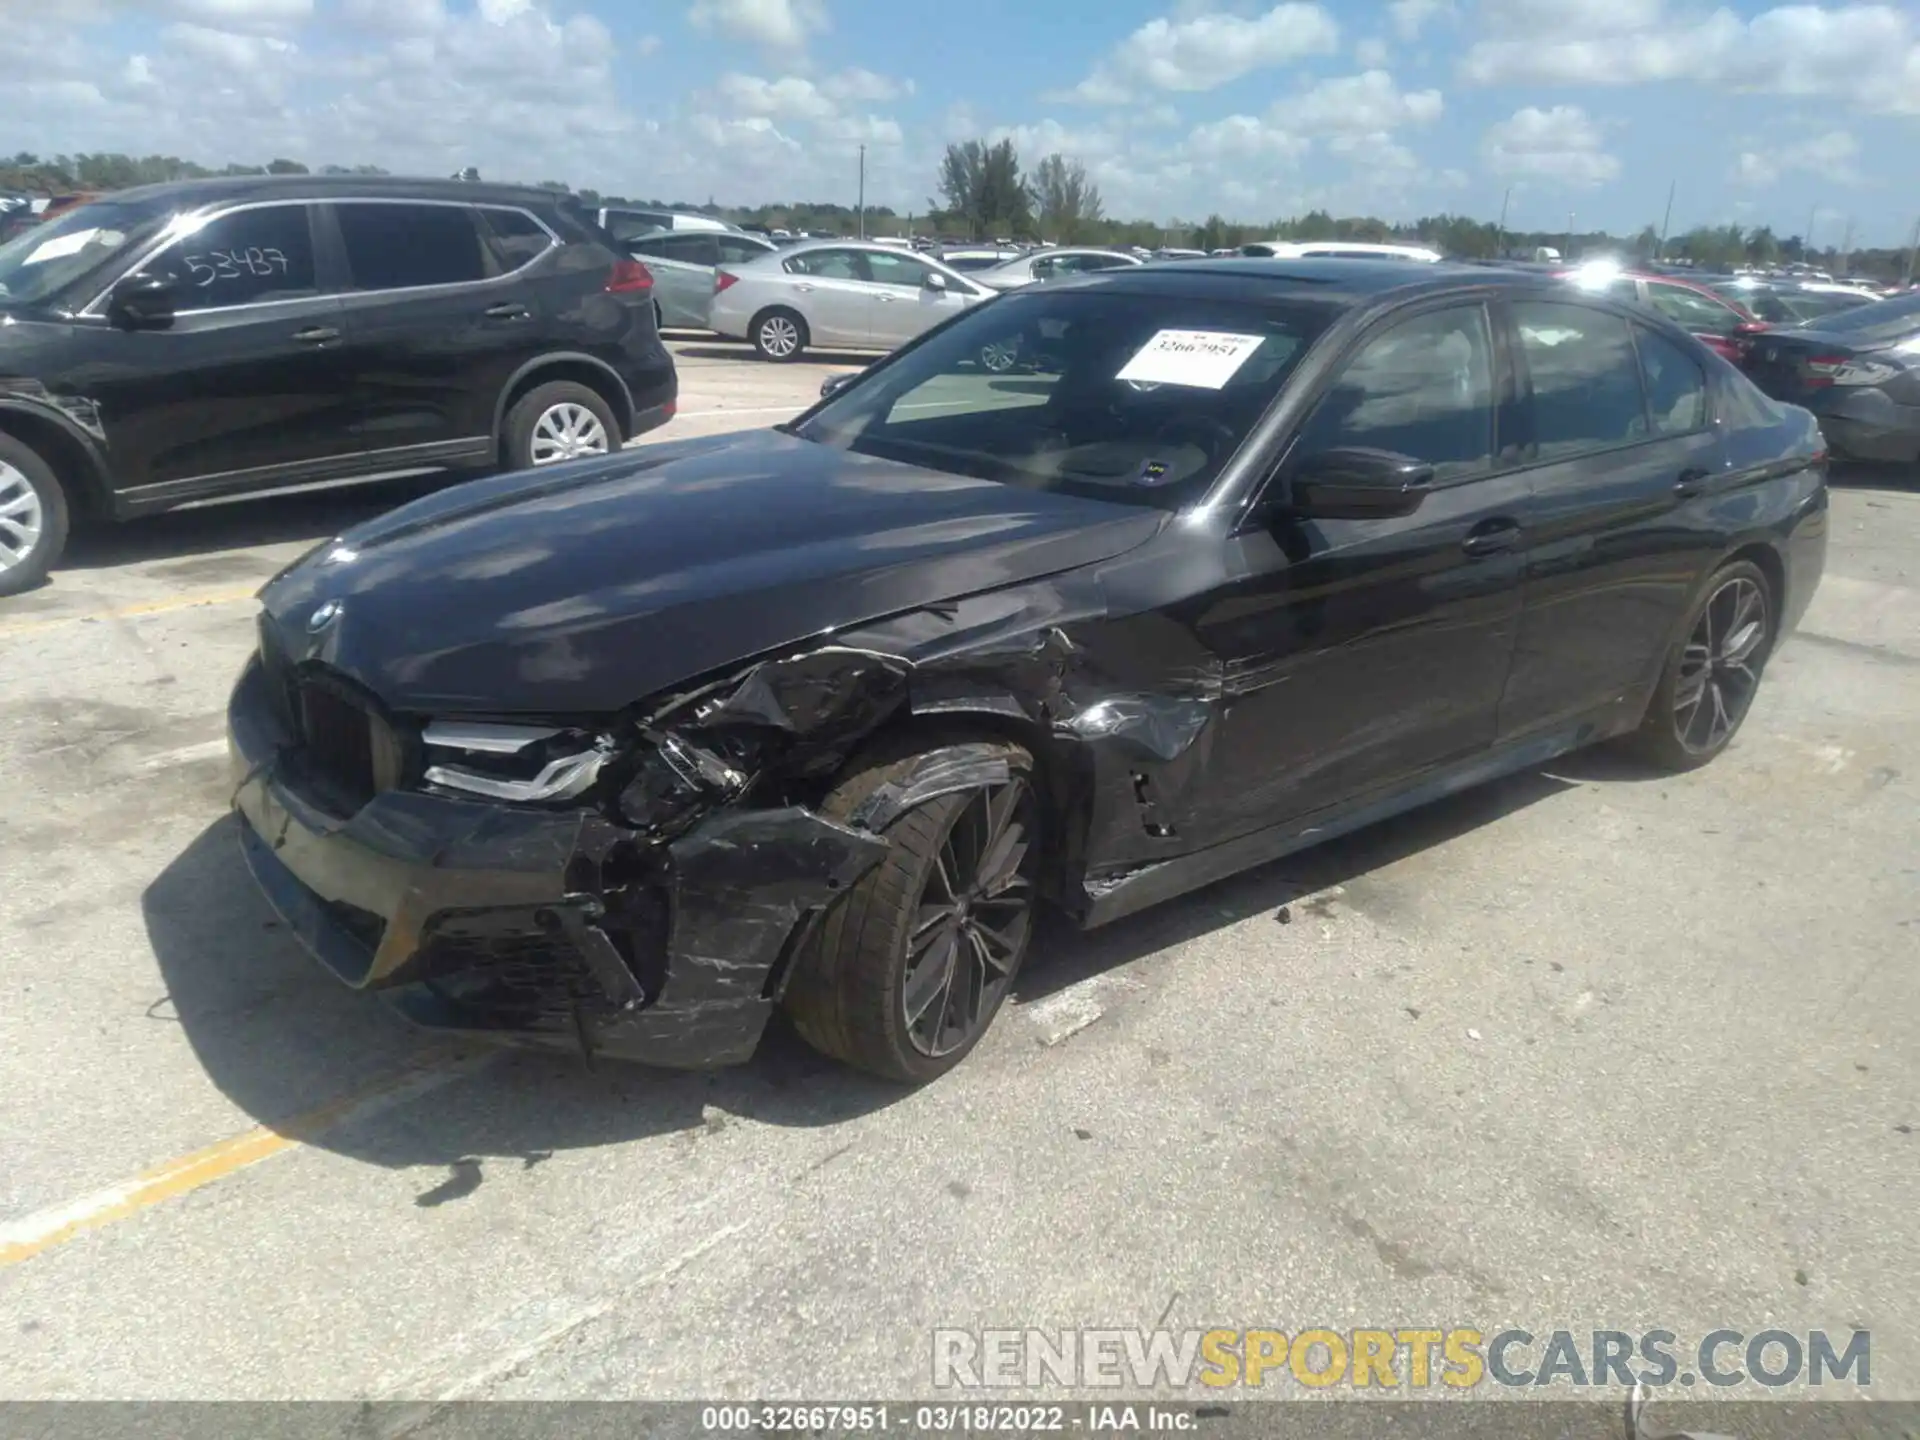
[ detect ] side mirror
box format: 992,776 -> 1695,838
820,372 -> 858,399
923,270 -> 949,293
107,272 -> 177,329
1286,447 -> 1435,520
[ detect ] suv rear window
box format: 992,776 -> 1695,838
477,207 -> 553,272
335,203 -> 489,291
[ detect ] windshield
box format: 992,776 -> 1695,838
0,195 -> 181,308
794,288 -> 1335,509
1803,289 -> 1920,342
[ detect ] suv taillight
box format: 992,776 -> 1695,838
714,270 -> 740,294
606,259 -> 654,294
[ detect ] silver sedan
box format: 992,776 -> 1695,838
709,240 -> 995,362
971,247 -> 1144,292
623,228 -> 783,330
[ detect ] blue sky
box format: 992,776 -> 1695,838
7,0 -> 1919,244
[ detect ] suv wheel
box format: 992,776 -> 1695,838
1624,559 -> 1775,771
783,736 -> 1041,1083
0,432 -> 71,598
752,308 -> 807,363
504,382 -> 620,469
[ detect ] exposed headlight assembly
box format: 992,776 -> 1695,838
421,721 -> 613,803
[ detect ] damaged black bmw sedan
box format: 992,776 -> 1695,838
229,259 -> 1829,1082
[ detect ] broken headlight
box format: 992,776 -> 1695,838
618,729 -> 751,834
420,721 -> 613,803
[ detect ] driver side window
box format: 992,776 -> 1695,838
1291,305 -> 1496,481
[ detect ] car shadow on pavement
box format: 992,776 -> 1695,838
146,768 -> 1577,1175
1012,766 -> 1580,1005
670,344 -> 874,367
142,816 -> 909,1175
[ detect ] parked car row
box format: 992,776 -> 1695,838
0,175 -> 677,594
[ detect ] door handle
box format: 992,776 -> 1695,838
876,294 -> 896,302
1461,519 -> 1522,556
483,303 -> 530,321
291,326 -> 339,344
794,283 -> 815,293
1673,467 -> 1712,498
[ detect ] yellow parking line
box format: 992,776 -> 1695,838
0,1047 -> 488,1268
0,584 -> 261,640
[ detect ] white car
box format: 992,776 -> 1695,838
972,247 -> 1144,292
710,240 -> 995,362
1239,240 -> 1444,263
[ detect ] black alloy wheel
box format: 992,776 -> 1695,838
899,776 -> 1037,1059
1625,559 -> 1776,771
783,737 -> 1042,1082
1673,572 -> 1770,756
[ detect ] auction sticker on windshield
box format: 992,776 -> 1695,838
1116,330 -> 1265,389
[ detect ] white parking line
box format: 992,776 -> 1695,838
133,738 -> 230,773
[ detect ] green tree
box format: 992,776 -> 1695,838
266,158 -> 309,175
1032,153 -> 1103,244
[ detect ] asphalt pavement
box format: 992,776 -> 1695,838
1,339 -> 1914,1412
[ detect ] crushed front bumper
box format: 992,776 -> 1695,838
228,657 -> 887,1068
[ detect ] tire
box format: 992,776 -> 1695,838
0,431 -> 71,598
503,381 -> 621,470
751,307 -> 808,363
783,736 -> 1042,1083
1622,559 -> 1776,772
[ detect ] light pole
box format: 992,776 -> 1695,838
857,144 -> 866,240
1657,178 -> 1675,261
1496,185 -> 1510,256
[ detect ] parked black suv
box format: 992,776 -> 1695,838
0,175 -> 677,595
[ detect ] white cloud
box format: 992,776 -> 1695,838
716,72 -> 837,119
1733,129 -> 1863,186
1460,0 -> 1920,115
685,0 -> 826,48
1388,0 -> 1452,40
338,0 -> 445,32
147,0 -> 314,32
1355,36 -> 1391,66
1272,69 -> 1443,133
1185,114 -> 1312,165
1057,3 -> 1339,103
822,67 -> 911,102
1480,104 -> 1621,186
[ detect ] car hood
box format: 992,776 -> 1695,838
261,428 -> 1164,715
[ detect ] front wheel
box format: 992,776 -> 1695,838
1624,560 -> 1775,771
0,432 -> 71,598
783,738 -> 1041,1083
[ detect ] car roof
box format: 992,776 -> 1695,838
1045,255 -> 1550,306
90,174 -> 571,209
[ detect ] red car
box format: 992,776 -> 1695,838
1558,267 -> 1769,362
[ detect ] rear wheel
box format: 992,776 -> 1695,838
752,308 -> 807,363
503,381 -> 619,470
783,738 -> 1041,1083
0,432 -> 70,598
1624,560 -> 1775,771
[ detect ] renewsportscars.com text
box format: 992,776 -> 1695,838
931,1328 -> 1871,1391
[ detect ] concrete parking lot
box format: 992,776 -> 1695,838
1,336 -> 1916,1407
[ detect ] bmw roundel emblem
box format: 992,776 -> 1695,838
307,600 -> 343,634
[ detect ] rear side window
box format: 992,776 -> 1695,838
1634,325 -> 1708,435
1514,301 -> 1648,459
477,208 -> 553,272
787,249 -> 862,279
1647,281 -> 1740,336
631,232 -> 716,264
716,235 -> 773,265
336,203 -> 489,291
151,204 -> 318,309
